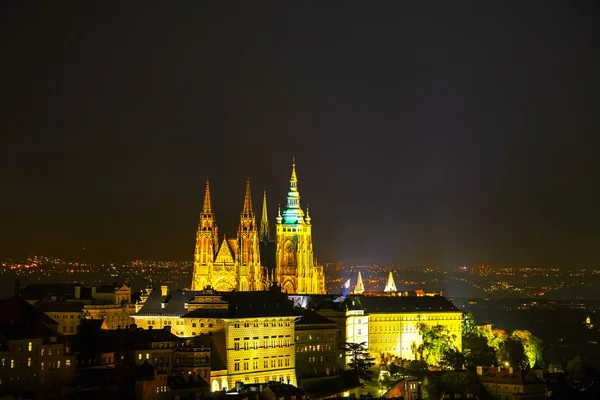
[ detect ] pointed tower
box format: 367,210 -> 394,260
384,271 -> 397,292
192,180 -> 218,290
237,179 -> 261,291
354,271 -> 365,294
275,158 -> 325,294
260,190 -> 270,243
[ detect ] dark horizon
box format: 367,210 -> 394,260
2,2 -> 599,269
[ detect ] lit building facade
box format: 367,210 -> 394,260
360,296 -> 462,361
304,294 -> 461,363
132,287 -> 300,390
191,160 -> 326,295
295,310 -> 344,381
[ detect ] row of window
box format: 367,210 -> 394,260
295,333 -> 335,341
371,315 -> 460,322
233,356 -> 291,371
233,338 -> 291,350
233,321 -> 291,328
297,355 -> 336,364
296,344 -> 334,352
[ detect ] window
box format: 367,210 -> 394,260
66,360 -> 71,368
138,354 -> 142,360
146,353 -> 150,360
244,361 -> 249,370
234,342 -> 240,351
28,342 -> 32,351
234,362 -> 240,371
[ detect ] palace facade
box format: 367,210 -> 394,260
191,160 -> 325,295
132,286 -> 300,390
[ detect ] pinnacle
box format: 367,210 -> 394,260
242,179 -> 253,216
202,179 -> 213,214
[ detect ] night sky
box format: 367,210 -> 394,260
1,2 -> 599,268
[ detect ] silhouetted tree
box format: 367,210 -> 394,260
344,342 -> 375,386
497,338 -> 528,369
440,348 -> 466,370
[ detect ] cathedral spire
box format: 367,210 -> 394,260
202,179 -> 213,215
242,178 -> 254,217
240,179 -> 255,231
281,158 -> 304,224
260,190 -> 270,242
354,271 -> 365,294
384,271 -> 397,292
290,156 -> 298,184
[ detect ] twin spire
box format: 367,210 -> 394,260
201,158 -> 302,230
202,179 -> 213,215
241,179 -> 254,218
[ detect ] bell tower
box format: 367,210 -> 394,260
275,158 -> 324,294
191,180 -> 218,290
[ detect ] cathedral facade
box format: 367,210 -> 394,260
191,161 -> 326,294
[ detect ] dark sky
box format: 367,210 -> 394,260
1,2 -> 599,269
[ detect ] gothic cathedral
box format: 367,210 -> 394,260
191,160 -> 326,294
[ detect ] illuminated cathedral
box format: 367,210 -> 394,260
191,160 -> 326,294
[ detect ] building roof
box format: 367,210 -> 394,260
477,367 -> 545,386
20,283 -> 79,300
136,287 -> 301,319
0,296 -> 59,327
296,309 -> 336,327
135,360 -> 156,381
167,375 -> 210,390
357,295 -> 460,313
33,300 -> 85,312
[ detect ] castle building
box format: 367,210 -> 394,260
191,160 -> 325,295
132,287 -> 300,390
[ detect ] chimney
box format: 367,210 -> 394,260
161,285 -> 168,296
163,325 -> 172,333
476,366 -> 483,375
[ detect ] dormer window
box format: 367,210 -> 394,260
184,303 -> 189,309
161,303 -> 166,309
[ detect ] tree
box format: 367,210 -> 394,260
497,338 -> 528,369
462,312 -> 478,337
462,332 -> 496,368
417,323 -> 457,366
440,348 -> 466,370
344,342 -> 375,386
405,359 -> 428,381
511,330 -> 544,368
441,371 -> 470,396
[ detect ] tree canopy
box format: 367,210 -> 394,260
344,342 -> 375,386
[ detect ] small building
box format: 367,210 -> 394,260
382,377 -> 419,400
476,366 -> 545,400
